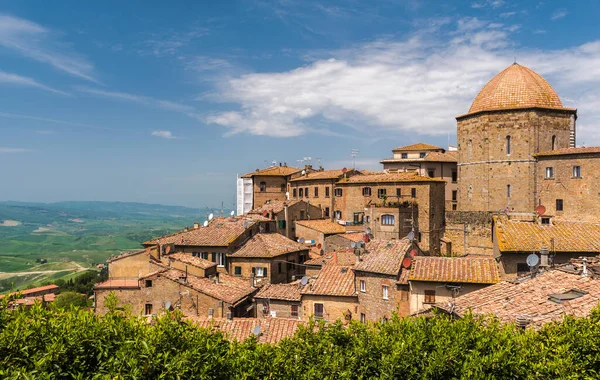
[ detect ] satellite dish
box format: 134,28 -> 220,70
208,213 -> 214,221
230,210 -> 235,216
165,301 -> 171,309
253,325 -> 261,336
402,257 -> 412,269
535,205 -> 546,216
365,227 -> 372,235
302,170 -> 306,175
407,231 -> 415,241
526,254 -> 539,267
203,220 -> 209,227
351,241 -> 357,248
317,243 -> 322,249
300,276 -> 309,286
342,167 -> 348,174
243,221 -> 249,229
299,237 -> 305,244
263,210 -> 268,217
409,249 -> 418,258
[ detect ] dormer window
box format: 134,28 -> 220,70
419,152 -> 426,158
401,153 -> 407,159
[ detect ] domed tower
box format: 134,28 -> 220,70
456,63 -> 577,214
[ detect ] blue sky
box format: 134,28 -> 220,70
1,0 -> 600,208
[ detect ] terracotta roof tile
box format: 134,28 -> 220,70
249,200 -> 301,215
189,317 -> 303,344
337,233 -> 366,243
229,233 -> 308,258
168,253 -> 217,269
255,281 -> 304,301
143,216 -> 256,247
466,63 -> 572,116
534,147 -> 600,157
409,256 -> 500,284
241,166 -> 300,178
302,265 -> 356,297
295,219 -> 345,234
107,249 -> 147,263
289,169 -> 352,182
0,284 -> 59,299
443,266 -> 600,328
392,143 -> 443,151
355,239 -> 413,275
381,151 -> 458,164
338,172 -> 445,184
94,279 -> 140,289
495,216 -> 600,253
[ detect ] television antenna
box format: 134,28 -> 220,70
296,158 -> 304,167
316,157 -> 321,166
351,149 -> 360,168
303,157 -> 312,165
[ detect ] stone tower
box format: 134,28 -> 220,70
456,63 -> 577,214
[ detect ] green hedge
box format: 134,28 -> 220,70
1,295 -> 600,379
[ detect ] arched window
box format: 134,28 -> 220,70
506,136 -> 511,155
552,135 -> 557,150
260,182 -> 267,192
381,214 -> 395,226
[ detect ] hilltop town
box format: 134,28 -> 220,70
20,63 -> 597,342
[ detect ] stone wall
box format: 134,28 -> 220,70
255,299 -> 302,320
301,295 -> 358,322
108,251 -> 158,279
409,281 -> 488,314
289,179 -> 336,220
294,224 -> 326,247
253,175 -> 288,207
228,250 -> 307,286
355,272 -> 406,321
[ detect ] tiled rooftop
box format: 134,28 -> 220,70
495,216 -> 600,253
355,239 -> 412,276
304,249 -> 358,267
295,219 -> 346,234
228,233 -> 308,258
465,63 -> 571,116
94,279 -> 141,290
289,169 -> 350,182
0,284 -> 59,299
302,265 -> 356,297
249,200 -> 301,215
409,256 -> 501,284
255,281 -> 304,301
189,317 -> 303,344
439,262 -> 600,328
107,249 -> 146,263
337,232 -> 367,243
381,151 -> 458,164
534,147 -> 600,157
392,143 -> 444,152
168,253 -> 217,269
144,216 -> 256,247
338,172 -> 444,184
241,166 -> 300,178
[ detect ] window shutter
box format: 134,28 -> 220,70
211,253 -> 216,262
252,267 -> 256,275
264,267 -> 268,277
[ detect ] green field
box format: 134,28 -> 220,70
0,201 -> 227,293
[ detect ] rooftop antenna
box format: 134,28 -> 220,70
296,158 -> 304,167
514,56 -> 517,64
303,157 -> 312,165
351,149 -> 360,169
316,157 -> 321,167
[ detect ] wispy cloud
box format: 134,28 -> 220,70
471,0 -> 504,9
76,87 -> 195,113
141,26 -> 209,57
0,14 -> 97,82
182,55 -> 233,72
0,147 -> 32,153
0,111 -> 116,131
151,130 -> 176,139
0,70 -> 69,95
551,9 -> 568,21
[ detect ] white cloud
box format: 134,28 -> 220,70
0,147 -> 31,153
151,130 -> 176,139
0,14 -> 96,82
471,0 -> 504,9
141,26 -> 209,57
206,18 -> 600,145
551,9 -> 568,21
0,70 -> 69,95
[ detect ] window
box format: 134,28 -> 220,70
314,187 -> 319,197
201,252 -> 209,260
234,266 -> 242,276
424,290 -> 436,304
362,187 -> 372,196
428,169 -> 435,177
507,184 -> 511,198
293,188 -> 297,198
366,216 -> 371,223
545,167 -> 554,179
144,303 -> 153,315
280,184 -> 286,192
360,313 -> 366,323
556,199 -> 564,211
452,170 -> 457,183
452,190 -> 457,201
401,153 -> 407,159
299,188 -> 304,197
334,210 -> 342,220
420,152 -> 426,158
378,188 -> 387,198
192,252 -> 200,258
314,303 -> 324,318
278,262 -> 282,273
552,135 -> 557,150
325,187 -> 330,197
516,263 -> 529,274
360,280 -> 366,292
452,204 -> 457,211
145,280 -> 152,288
573,166 -> 582,178
324,207 -> 330,218
334,188 -> 342,197
541,217 -> 551,225
381,214 -> 395,226
305,187 -> 309,197
260,182 -> 267,192
411,188 -> 416,198
300,210 -> 305,219
506,135 -> 511,155
400,289 -> 409,301
254,267 -> 268,277
216,252 -> 225,267
291,305 -> 299,317
418,232 -> 422,243
382,285 -> 389,300
287,260 -> 294,270
396,188 -> 401,197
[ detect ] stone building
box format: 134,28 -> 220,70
301,264 -> 358,322
324,232 -> 365,252
492,215 -> 600,279
380,143 -> 458,210
294,219 -> 346,248
335,172 -> 445,254
238,165 -> 301,214
254,281 -> 304,320
248,199 -> 322,239
408,256 -> 500,314
354,239 -> 415,321
456,63 -> 577,215
534,147 -> 600,223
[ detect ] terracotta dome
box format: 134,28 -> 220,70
468,63 -> 564,115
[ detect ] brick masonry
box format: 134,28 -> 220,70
355,272 -> 410,321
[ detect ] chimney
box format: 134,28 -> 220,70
582,257 -> 589,277
540,247 -> 549,267
250,272 -> 255,287
193,222 -> 200,229
214,272 -> 220,284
